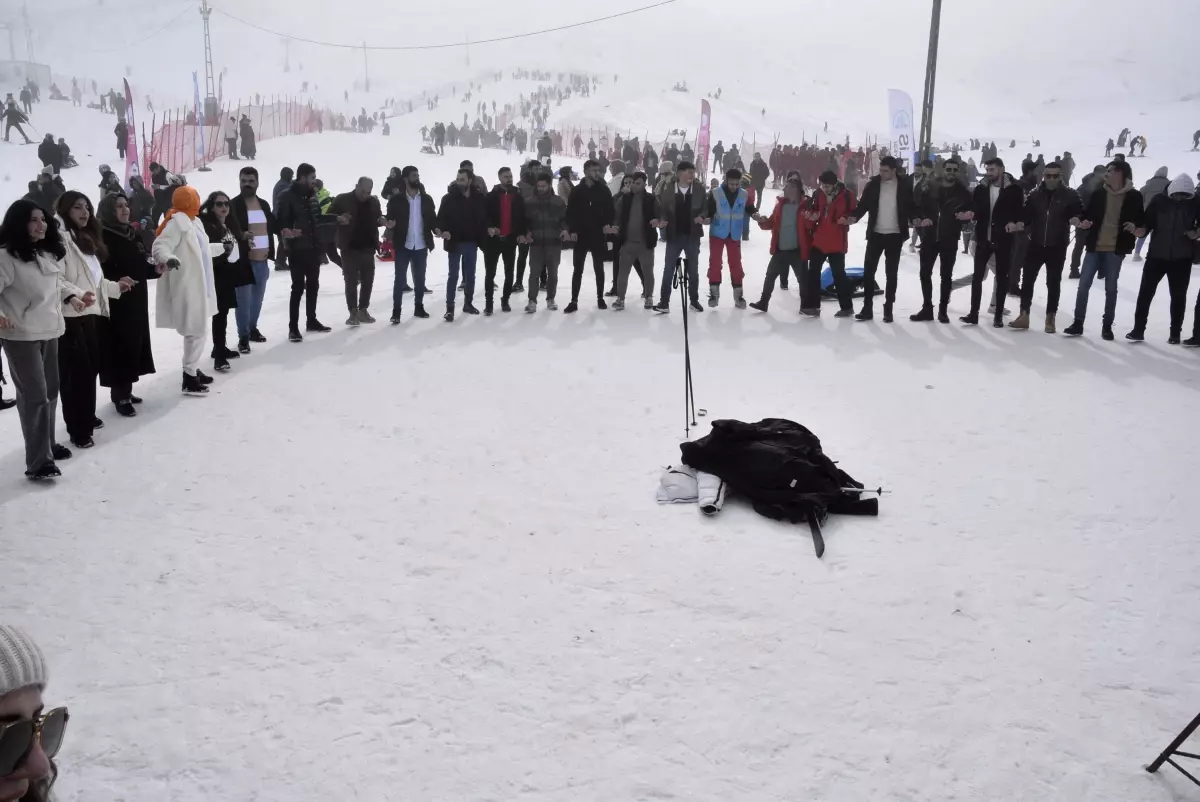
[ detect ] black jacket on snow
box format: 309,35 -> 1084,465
916,180 -> 973,244
614,190 -> 660,251
854,176 -> 916,241
1021,184 -> 1083,249
566,179 -> 615,249
749,158 -> 770,185
435,187 -> 489,251
99,224 -> 157,389
971,175 -> 1025,242
485,184 -> 529,238
1080,185 -> 1144,255
230,195 -> 277,262
386,190 -> 437,252
275,183 -> 323,251
1141,194 -> 1199,263
37,139 -> 62,172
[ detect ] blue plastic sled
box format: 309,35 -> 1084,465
820,265 -> 880,299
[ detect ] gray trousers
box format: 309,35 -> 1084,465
528,245 -> 561,303
617,242 -> 654,300
3,338 -> 59,472
342,248 -> 377,311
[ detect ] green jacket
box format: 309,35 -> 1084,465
316,187 -> 332,214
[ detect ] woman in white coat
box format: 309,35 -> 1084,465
55,191 -> 135,448
152,186 -> 228,395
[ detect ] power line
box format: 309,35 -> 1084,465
70,3 -> 194,54
208,0 -> 678,51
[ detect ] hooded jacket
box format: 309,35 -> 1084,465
1140,175 -> 1198,263
1021,183 -> 1084,249
970,173 -> 1025,242
809,183 -> 856,255
1080,182 -> 1144,255
1139,167 -> 1171,207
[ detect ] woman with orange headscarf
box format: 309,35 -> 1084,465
151,186 -> 228,395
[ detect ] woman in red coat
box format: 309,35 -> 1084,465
748,179 -> 813,313
805,170 -> 857,315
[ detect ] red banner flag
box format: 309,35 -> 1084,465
697,100 -> 712,180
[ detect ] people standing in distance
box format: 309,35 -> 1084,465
483,167 -> 528,315
1063,161 -> 1144,339
1126,174 -> 1199,345
152,186 -> 224,395
843,156 -> 916,323
522,172 -> 570,313
275,163 -> 329,341
910,159 -> 973,323
704,168 -> 756,309
610,172 -> 661,311
199,191 -> 246,372
56,191 -> 136,449
0,202 -> 71,480
436,168 -> 490,322
329,177 -> 385,326
564,159 -> 615,314
1009,163 -> 1082,333
97,193 -> 157,417
652,160 -> 708,314
958,158 -> 1025,327
749,177 -> 813,315
230,166 -> 276,352
386,166 -> 438,324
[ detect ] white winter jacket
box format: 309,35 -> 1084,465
0,250 -> 66,342
151,214 -> 221,336
58,226 -> 123,319
657,465 -> 727,515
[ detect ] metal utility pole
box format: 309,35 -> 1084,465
362,42 -> 369,92
0,24 -> 17,60
917,0 -> 942,162
199,0 -> 217,122
21,2 -> 34,62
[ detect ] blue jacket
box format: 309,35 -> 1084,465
709,186 -> 747,240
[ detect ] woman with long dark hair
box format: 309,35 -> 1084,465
0,200 -> 70,480
0,625 -> 68,801
97,193 -> 157,417
199,191 -> 244,373
55,191 -> 135,449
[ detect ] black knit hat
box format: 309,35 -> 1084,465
819,170 -> 838,185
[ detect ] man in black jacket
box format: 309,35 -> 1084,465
37,135 -> 62,175
436,168 -> 490,321
565,159 -> 615,313
959,158 -> 1025,326
329,177 -> 385,326
749,153 -> 770,209
230,166 -> 277,350
910,159 -> 973,323
1064,161 -> 1145,339
845,156 -> 915,322
275,162 -> 330,341
1011,163 -> 1083,333
611,172 -> 660,310
1126,174 -> 1198,344
483,167 -> 528,314
386,166 -> 438,323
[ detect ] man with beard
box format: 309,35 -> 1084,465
653,161 -> 708,313
957,158 -> 1025,327
523,172 -> 570,312
564,159 -> 615,314
230,166 -> 277,351
329,177 -> 385,326
436,168 -> 490,322
910,159 -> 973,323
844,156 -> 915,322
1009,162 -> 1082,333
386,166 -> 438,323
483,167 -> 528,314
610,172 -> 660,310
704,168 -> 756,309
275,163 -> 330,341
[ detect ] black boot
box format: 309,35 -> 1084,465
413,305 -> 429,319
250,328 -> 267,343
1063,319 -> 1084,336
214,353 -> 231,372
959,312 -> 979,325
306,320 -> 331,333
237,337 -> 251,354
748,300 -> 768,313
1101,323 -> 1114,341
182,372 -> 209,395
910,306 -> 934,322
855,307 -> 873,321
196,370 -> 214,385
882,304 -> 893,324
937,306 -> 950,324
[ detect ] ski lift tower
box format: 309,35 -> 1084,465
199,0 -> 218,123
917,0 -> 942,162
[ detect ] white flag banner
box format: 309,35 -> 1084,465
887,89 -> 916,169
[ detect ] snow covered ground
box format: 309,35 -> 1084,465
2,99 -> 1200,801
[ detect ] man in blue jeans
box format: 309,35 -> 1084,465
386,166 -> 439,323
231,166 -> 277,353
653,160 -> 708,313
1064,161 -> 1145,340
436,168 -> 489,322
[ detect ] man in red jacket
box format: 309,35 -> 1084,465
748,179 -> 813,313
804,170 -> 856,316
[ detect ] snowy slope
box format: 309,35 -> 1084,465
2,95 -> 1200,802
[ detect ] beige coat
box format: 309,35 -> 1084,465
151,214 -> 223,336
58,228 -> 124,318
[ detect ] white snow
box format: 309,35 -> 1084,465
2,88 -> 1200,802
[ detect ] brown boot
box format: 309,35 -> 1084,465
1008,311 -> 1030,330
1044,313 -> 1056,333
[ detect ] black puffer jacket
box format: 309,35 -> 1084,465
1142,191 -> 1199,262
435,186 -> 489,251
1022,184 -> 1084,248
566,179 -> 615,249
275,183 -> 323,251
916,180 -> 972,244
971,174 -> 1025,242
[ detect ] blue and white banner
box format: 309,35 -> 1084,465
887,89 -> 916,169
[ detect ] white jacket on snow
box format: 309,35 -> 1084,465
657,465 -> 727,515
0,250 -> 67,342
152,214 -> 222,336
58,225 -> 124,319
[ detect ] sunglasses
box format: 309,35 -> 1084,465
0,708 -> 68,776
213,201 -> 230,208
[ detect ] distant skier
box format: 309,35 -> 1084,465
2,100 -> 32,143
711,140 -> 725,174
1104,138 -> 1114,158
1193,129 -> 1200,151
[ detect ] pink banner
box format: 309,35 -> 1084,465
122,79 -> 141,190
697,100 -> 712,179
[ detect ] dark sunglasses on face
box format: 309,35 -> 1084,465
214,201 -> 230,208
0,708 -> 68,776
